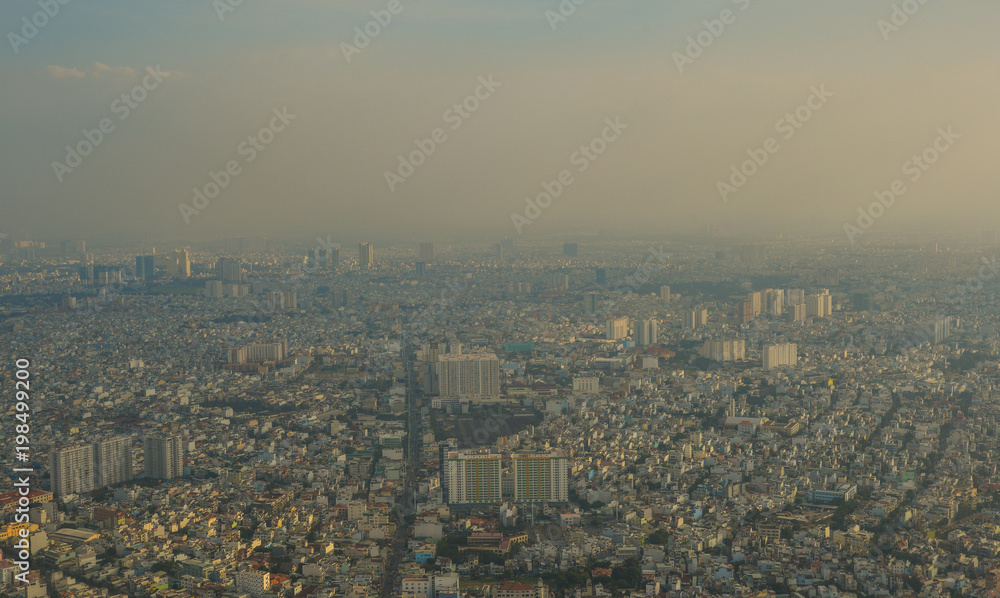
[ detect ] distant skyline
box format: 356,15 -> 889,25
3,0 -> 999,241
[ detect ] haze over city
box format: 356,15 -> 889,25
3,0 -> 1000,242
6,4 -> 1000,598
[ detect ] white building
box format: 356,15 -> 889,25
49,444 -> 94,496
572,377 -> 599,394
606,317 -> 629,340
436,352 -> 500,398
444,452 -> 502,504
512,452 -> 569,503
94,436 -> 134,488
699,340 -> 745,362
762,343 -> 797,370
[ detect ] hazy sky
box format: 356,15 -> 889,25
2,0 -> 999,244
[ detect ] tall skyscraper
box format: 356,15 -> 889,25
94,436 -> 134,488
595,268 -> 607,285
174,249 -> 191,278
582,292 -> 598,313
419,242 -> 435,263
217,258 -> 243,282
435,353 -> 501,397
144,434 -> 184,480
635,319 -> 658,346
135,255 -> 156,281
359,242 -> 374,269
444,451 -> 502,504
50,444 -> 95,496
660,285 -> 671,302
513,452 -> 569,503
606,317 -> 629,340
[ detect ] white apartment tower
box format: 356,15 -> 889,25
512,452 -> 569,503
606,317 -> 629,340
435,352 -> 501,397
444,452 -> 502,504
94,436 -> 134,488
763,343 -> 798,370
50,444 -> 95,496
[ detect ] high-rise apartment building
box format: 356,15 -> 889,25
435,353 -> 501,398
763,343 -> 798,370
444,452 -> 502,504
359,242 -> 374,269
764,289 -> 784,316
512,452 -> 569,503
135,255 -> 156,281
736,301 -> 755,325
635,319 -> 658,346
806,289 -> 832,318
747,292 -> 762,317
699,340 -> 745,362
582,292 -> 598,313
786,289 -> 805,306
205,280 -> 224,298
438,439 -> 459,503
685,309 -> 708,330
94,436 -> 134,488
266,290 -> 297,311
217,258 -> 243,282
790,302 -> 807,322
50,444 -> 95,496
606,317 -> 629,340
660,285 -> 671,302
227,341 -> 288,364
548,273 -> 569,292
144,434 -> 184,480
